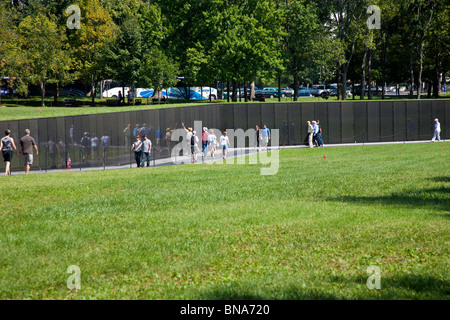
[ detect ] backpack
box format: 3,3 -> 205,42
81,136 -> 90,147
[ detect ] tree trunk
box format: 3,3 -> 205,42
409,31 -> 415,98
41,80 -> 45,107
433,55 -> 440,98
227,80 -> 230,102
244,82 -> 248,102
100,81 -> 103,100
368,47 -> 372,100
417,42 -> 424,100
381,32 -> 387,100
232,79 -> 237,102
122,84 -> 125,106
53,82 -> 58,105
250,82 -> 255,101
238,84 -> 241,102
361,45 -> 367,100
293,74 -> 299,102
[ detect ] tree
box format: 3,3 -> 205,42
18,14 -> 68,107
139,48 -> 179,102
318,0 -> 371,100
67,0 -> 117,105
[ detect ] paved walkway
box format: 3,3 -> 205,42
2,139 -> 447,176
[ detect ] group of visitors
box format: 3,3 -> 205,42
131,134 -> 152,167
181,123 -> 230,162
1,129 -> 38,175
255,124 -> 271,150
306,120 -> 324,148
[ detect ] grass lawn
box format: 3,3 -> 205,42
1,94 -> 449,121
0,143 -> 449,299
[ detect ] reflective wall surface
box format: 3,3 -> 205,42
1,100 -> 448,173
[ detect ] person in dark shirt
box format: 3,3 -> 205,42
1,129 -> 17,176
19,129 -> 38,175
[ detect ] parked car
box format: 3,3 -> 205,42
255,87 -> 288,99
298,86 -> 312,97
1,88 -> 10,96
282,87 -> 293,97
310,84 -> 327,97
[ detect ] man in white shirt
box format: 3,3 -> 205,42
141,135 -> 152,167
431,118 -> 441,142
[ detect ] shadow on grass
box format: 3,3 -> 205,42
199,274 -> 449,300
330,274 -> 449,298
427,176 -> 450,183
330,186 -> 450,213
199,287 -> 342,300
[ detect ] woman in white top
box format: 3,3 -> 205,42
219,131 -> 230,159
182,122 -> 193,156
208,129 -> 218,159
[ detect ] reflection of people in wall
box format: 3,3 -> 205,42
281,121 -> 288,145
133,124 -> 140,138
289,121 -> 295,145
58,139 -> 67,168
407,119 -> 415,140
48,137 -> 58,169
70,125 -> 75,145
101,133 -> 111,161
123,124 -> 131,150
91,136 -> 99,160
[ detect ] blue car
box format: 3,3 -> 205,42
255,87 -> 288,99
1,88 -> 10,96
298,87 -> 312,97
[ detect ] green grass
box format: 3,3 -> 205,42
0,143 -> 449,299
1,94 -> 449,121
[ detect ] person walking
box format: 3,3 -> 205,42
255,125 -> 260,149
202,127 -> 209,158
1,129 -> 17,176
312,121 -> 319,147
431,118 -> 441,142
132,136 -> 143,168
127,90 -> 133,105
182,122 -> 193,156
208,129 -> 218,160
141,134 -> 152,167
19,129 -> 38,175
316,120 -> 324,147
220,130 -> 230,159
306,121 -> 314,148
190,131 -> 200,163
261,124 -> 270,151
